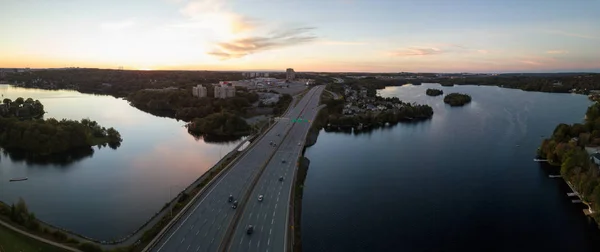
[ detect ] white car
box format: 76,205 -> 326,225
298,142 -> 301,146
258,195 -> 264,202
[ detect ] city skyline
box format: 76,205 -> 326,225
1,0 -> 599,73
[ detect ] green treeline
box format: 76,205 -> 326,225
437,74 -> 600,93
0,117 -> 122,156
426,89 -> 443,96
443,93 -> 472,106
1,97 -> 45,118
187,112 -> 251,136
127,88 -> 259,122
538,102 -> 600,225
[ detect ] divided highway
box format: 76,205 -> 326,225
148,86 -> 323,252
226,86 -> 324,252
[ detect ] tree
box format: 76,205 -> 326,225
2,98 -> 11,104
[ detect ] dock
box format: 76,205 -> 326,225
534,159 -> 548,162
548,175 -> 561,178
567,192 -> 578,197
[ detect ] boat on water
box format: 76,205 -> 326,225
9,177 -> 28,182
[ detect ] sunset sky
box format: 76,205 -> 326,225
1,0 -> 599,73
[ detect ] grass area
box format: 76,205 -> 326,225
0,224 -> 69,252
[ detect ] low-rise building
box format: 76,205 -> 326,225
591,153 -> 600,166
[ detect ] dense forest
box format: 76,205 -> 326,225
0,117 -> 122,155
1,97 -> 45,118
126,87 -> 259,121
443,93 -> 472,106
538,102 -> 600,225
436,74 -> 600,93
4,69 -> 246,97
187,112 -> 251,136
426,88 -> 443,96
0,98 -> 122,155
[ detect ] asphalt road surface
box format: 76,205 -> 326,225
227,86 -> 325,252
150,86 -> 323,252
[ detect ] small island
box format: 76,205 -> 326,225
426,88 -> 443,96
0,97 -> 122,156
443,93 -> 472,106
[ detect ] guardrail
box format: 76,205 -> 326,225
220,87 -> 319,252
286,86 -> 324,252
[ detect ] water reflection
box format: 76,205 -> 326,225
0,85 -> 243,240
1,147 -> 95,167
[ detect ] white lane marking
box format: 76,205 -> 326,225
211,238 -> 214,244
218,209 -> 221,214
277,197 -> 279,202
181,238 -> 185,243
257,240 -> 261,249
204,231 -> 208,237
196,246 -> 200,251
270,229 -> 272,235
240,236 -> 244,245
211,219 -> 215,225
217,224 -> 221,230
187,244 -> 190,251
268,237 -> 271,245
278,192 -> 281,196
275,203 -> 278,209
190,224 -> 194,230
195,230 -> 199,235
250,212 -> 253,219
264,213 -> 267,220
271,218 -> 274,224
249,240 -> 252,246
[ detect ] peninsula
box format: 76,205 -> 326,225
0,97 -> 122,156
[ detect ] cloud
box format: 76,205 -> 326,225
546,50 -> 568,54
177,0 -> 256,35
100,19 -> 136,31
544,30 -> 598,40
520,60 -> 542,66
320,40 -> 366,46
390,47 -> 444,57
208,27 -> 317,59
389,44 -> 490,57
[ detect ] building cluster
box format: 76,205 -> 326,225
286,68 -> 295,81
242,72 -> 270,78
192,85 -> 207,98
214,82 -> 236,99
340,85 -> 405,116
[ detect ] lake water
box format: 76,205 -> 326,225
303,84 -> 600,252
0,85 -> 243,240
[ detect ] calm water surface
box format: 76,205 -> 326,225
303,84 -> 600,252
0,85 -> 243,240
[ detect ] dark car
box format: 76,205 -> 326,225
279,176 -> 284,182
228,195 -> 233,202
232,201 -> 238,209
281,159 -> 286,164
247,225 -> 254,235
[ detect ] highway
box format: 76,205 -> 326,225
226,85 -> 324,252
149,86 -> 323,252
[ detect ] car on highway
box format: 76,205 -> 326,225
229,194 -> 233,202
279,176 -> 284,182
281,159 -> 286,164
298,142 -> 301,146
232,201 -> 238,209
258,195 -> 264,202
277,133 -> 280,136
247,225 -> 254,235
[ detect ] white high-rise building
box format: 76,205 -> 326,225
214,84 -> 235,99
286,68 -> 295,81
192,85 -> 207,98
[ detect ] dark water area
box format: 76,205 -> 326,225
0,85 -> 243,240
303,84 -> 600,252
